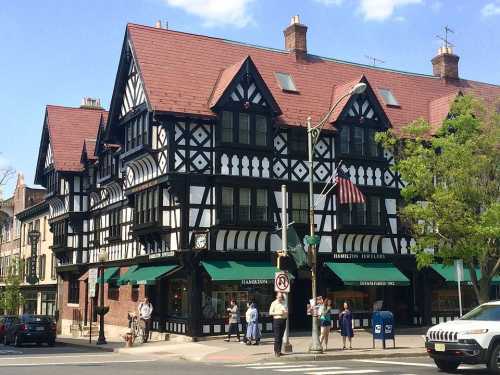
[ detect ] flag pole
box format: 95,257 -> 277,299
281,184 -> 293,352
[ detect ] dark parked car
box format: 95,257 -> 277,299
0,315 -> 17,341
3,314 -> 56,346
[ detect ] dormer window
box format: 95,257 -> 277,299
379,88 -> 399,107
275,72 -> 298,92
218,111 -> 270,147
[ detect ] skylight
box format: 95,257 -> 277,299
379,88 -> 399,106
275,72 -> 298,92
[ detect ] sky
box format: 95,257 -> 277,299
0,0 -> 499,197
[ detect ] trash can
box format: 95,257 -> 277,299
372,311 -> 395,349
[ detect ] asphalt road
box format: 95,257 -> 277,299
0,343 -> 491,374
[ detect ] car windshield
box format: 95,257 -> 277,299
461,305 -> 500,321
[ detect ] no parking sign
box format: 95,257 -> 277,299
274,271 -> 290,293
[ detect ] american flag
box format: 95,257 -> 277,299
335,168 -> 366,204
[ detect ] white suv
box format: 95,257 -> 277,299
426,301 -> 500,373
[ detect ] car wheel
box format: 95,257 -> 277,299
433,358 -> 460,372
487,343 -> 500,374
14,335 -> 22,347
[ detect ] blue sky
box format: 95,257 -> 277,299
0,0 -> 499,196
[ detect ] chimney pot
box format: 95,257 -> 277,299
284,15 -> 307,57
432,47 -> 459,80
80,97 -> 103,110
155,20 -> 162,29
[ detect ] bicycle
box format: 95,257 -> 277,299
127,312 -> 145,345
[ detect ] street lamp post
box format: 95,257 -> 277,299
307,82 -> 367,353
96,248 -> 109,345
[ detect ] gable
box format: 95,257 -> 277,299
120,57 -> 146,119
345,95 -> 379,122
209,56 -> 281,115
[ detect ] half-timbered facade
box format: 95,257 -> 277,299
34,18 -> 500,338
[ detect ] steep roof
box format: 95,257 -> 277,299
45,106 -> 107,172
126,23 -> 500,135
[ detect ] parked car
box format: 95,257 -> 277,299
0,315 -> 17,341
3,314 -> 56,347
425,301 -> 500,373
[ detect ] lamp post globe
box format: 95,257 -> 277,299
96,248 -> 108,345
351,82 -> 367,95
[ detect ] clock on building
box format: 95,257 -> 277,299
193,231 -> 209,250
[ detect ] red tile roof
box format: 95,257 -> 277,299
46,106 -> 107,172
82,138 -> 97,161
127,23 -> 500,135
208,57 -> 247,109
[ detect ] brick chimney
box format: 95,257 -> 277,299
284,15 -> 307,57
431,46 -> 459,80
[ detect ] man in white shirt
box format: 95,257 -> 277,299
269,293 -> 288,357
138,297 -> 153,343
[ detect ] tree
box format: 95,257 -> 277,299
377,95 -> 500,304
0,258 -> 24,315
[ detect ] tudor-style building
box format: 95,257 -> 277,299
34,18 -> 500,338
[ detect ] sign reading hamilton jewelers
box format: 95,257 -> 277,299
332,253 -> 388,260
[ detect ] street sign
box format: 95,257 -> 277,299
274,271 -> 290,293
88,268 -> 98,298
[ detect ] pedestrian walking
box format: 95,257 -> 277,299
245,302 -> 261,345
269,293 -> 288,357
224,299 -> 240,342
339,301 -> 354,349
242,302 -> 251,344
319,298 -> 333,351
138,297 -> 153,343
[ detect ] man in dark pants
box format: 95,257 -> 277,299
269,293 -> 288,357
224,299 -> 240,342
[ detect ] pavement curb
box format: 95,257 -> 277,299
57,340 -> 119,352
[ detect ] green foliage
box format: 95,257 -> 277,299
0,258 -> 24,315
378,95 -> 500,303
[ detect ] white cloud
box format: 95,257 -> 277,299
357,0 -> 422,21
313,0 -> 344,5
164,0 -> 254,28
481,1 -> 500,17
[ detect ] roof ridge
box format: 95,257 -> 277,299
46,104 -> 108,112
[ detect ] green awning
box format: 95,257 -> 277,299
96,266 -> 120,284
325,262 -> 410,286
117,265 -> 140,285
201,261 -> 285,285
430,264 -> 500,285
124,265 -> 179,285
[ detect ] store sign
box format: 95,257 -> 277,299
149,251 -> 175,259
332,253 -> 387,260
241,279 -> 269,286
359,281 -> 397,286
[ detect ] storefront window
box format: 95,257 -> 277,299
41,291 -> 56,316
327,289 -> 370,312
23,290 -> 38,314
432,288 -> 476,312
207,282 -> 274,319
168,279 -> 189,318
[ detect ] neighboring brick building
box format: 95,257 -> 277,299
33,18 -> 500,339
0,174 -> 46,312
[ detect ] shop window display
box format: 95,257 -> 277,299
206,283 -> 274,319
168,279 -> 189,318
432,288 -> 476,312
328,289 -> 370,313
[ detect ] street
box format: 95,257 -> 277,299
0,343 -> 491,375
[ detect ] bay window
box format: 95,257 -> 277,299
219,186 -> 269,224
134,187 -> 160,226
218,111 -> 269,147
338,125 -> 381,158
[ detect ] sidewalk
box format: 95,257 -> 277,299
58,329 -> 428,363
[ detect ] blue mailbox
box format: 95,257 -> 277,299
372,311 -> 395,349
